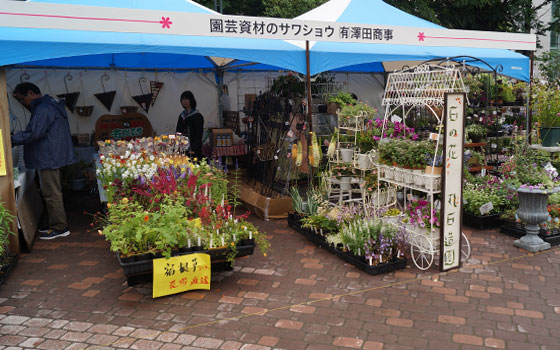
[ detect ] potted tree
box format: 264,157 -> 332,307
327,92 -> 356,115
501,141 -> 560,252
533,83 -> 560,147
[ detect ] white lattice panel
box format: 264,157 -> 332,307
382,64 -> 467,107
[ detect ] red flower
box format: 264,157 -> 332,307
144,215 -> 149,221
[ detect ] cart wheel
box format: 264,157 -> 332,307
411,234 -> 434,270
461,232 -> 471,262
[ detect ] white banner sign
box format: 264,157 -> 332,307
0,2 -> 536,51
440,93 -> 466,272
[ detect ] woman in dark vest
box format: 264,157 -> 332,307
176,91 -> 204,160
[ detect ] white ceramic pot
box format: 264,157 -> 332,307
394,168 -> 404,182
339,176 -> 352,191
413,169 -> 424,187
340,148 -> 354,163
357,153 -> 372,169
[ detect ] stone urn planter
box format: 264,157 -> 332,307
514,186 -> 560,252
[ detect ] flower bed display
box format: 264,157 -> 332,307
94,137 -> 269,285
287,191 -> 408,276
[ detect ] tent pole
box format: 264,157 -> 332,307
0,67 -> 19,253
528,51 -> 534,143
306,40 -> 313,185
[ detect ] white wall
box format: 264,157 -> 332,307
7,69 -> 220,136
7,69 -> 385,137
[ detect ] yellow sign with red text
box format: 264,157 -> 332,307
152,253 -> 211,298
0,130 -> 6,176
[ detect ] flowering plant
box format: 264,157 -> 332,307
330,163 -> 357,178
532,83 -> 560,128
500,140 -> 560,191
406,199 -> 440,230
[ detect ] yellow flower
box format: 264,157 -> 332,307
107,203 -> 112,208
121,197 -> 129,204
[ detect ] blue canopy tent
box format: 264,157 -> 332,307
0,0 -> 306,73
296,0 -> 531,81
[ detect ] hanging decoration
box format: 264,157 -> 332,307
132,77 -> 153,113
75,72 -> 94,117
57,72 -> 80,113
150,73 -> 164,106
16,72 -> 31,111
94,72 -> 116,112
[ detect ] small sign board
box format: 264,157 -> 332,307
440,93 -> 466,272
153,253 -> 211,298
95,113 -> 153,141
479,202 -> 494,216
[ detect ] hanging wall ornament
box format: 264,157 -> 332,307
57,72 -> 80,113
132,77 -> 153,113
93,73 -> 116,112
75,72 -> 94,117
16,72 -> 31,111
150,81 -> 164,106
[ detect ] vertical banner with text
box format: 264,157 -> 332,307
0,130 -> 6,176
440,93 -> 466,271
153,253 -> 211,298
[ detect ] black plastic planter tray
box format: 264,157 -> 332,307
117,240 -> 256,286
500,221 -> 560,246
0,254 -> 18,285
463,212 -> 502,230
288,214 -> 407,275
333,248 -> 407,275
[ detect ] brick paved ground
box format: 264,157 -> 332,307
1,192 -> 560,349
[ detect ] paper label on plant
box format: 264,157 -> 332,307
479,201 -> 494,215
491,144 -> 497,149
391,115 -> 402,123
429,133 -> 438,141
481,168 -> 487,177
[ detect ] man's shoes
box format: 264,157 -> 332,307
39,228 -> 70,240
38,226 -> 50,234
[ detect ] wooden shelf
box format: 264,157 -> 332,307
464,142 -> 487,148
468,165 -> 494,172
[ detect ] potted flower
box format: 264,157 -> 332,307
465,124 -> 488,144
338,102 -> 376,129
0,200 -> 16,285
500,141 -> 560,252
327,92 -> 356,115
425,149 -> 443,175
406,199 -> 440,233
532,83 -> 560,147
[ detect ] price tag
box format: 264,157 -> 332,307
491,144 -> 497,149
493,111 -> 497,115
481,168 -> 487,177
287,130 -> 294,138
274,155 -> 278,160
169,134 -> 176,139
502,148 -> 508,152
479,117 -> 484,122
391,115 -> 402,123
479,201 -> 494,215
429,133 -> 439,141
285,121 -> 290,126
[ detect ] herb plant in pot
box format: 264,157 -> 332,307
465,124 -> 487,144
501,141 -> 560,252
533,83 -> 560,147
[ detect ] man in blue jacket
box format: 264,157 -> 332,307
12,82 -> 76,240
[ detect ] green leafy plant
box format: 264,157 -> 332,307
289,186 -> 305,214
500,140 -> 558,191
466,124 -> 488,138
0,201 -> 15,257
532,83 -> 560,128
328,91 -> 356,106
339,102 -> 376,121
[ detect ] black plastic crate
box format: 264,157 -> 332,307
463,212 -> 502,230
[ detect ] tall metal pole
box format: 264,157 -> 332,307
306,41 -> 313,185
528,51 -> 534,143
